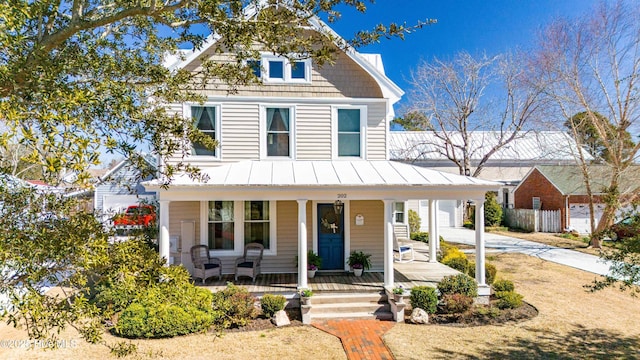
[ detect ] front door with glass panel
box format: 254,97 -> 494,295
317,203 -> 344,270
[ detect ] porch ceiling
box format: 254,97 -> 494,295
146,160 -> 500,191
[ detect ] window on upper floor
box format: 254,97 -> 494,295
263,107 -> 293,158
333,106 -> 366,159
260,55 -> 311,84
247,60 -> 261,78
190,105 -> 220,158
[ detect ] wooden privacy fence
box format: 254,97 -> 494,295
504,209 -> 562,233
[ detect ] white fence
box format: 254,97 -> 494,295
504,209 -> 562,233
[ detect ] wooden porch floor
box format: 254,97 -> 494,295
200,240 -> 460,294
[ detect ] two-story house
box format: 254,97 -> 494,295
143,3 -> 500,295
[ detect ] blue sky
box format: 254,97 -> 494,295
328,0 -> 600,108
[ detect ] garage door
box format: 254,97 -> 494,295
569,203 -> 604,234
417,200 -> 458,229
438,200 -> 457,228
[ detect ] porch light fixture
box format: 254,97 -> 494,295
333,200 -> 344,215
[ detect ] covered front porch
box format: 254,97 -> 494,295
145,160 -> 500,296
199,239 -> 460,295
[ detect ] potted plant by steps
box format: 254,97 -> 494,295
300,288 -> 313,305
307,251 -> 322,278
347,250 -> 372,277
392,285 -> 406,304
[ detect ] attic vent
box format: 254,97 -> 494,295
532,197 -> 541,210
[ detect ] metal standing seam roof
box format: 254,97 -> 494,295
389,131 -> 594,162
146,160 -> 500,188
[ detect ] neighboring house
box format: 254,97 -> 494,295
94,155 -> 157,221
389,131 -> 592,230
143,3 -> 500,295
513,165 -> 640,233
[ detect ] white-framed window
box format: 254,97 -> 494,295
393,202 -> 406,224
262,54 -> 312,84
208,201 -> 235,250
247,59 -> 261,78
332,106 -> 367,159
185,104 -> 221,159
261,105 -> 295,159
200,200 -> 277,256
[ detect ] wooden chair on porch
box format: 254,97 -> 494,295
234,242 -> 264,282
190,245 -> 222,283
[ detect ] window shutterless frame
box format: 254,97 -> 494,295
260,105 -> 296,159
183,103 -> 222,160
331,105 -> 367,160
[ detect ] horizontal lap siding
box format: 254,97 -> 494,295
220,103 -> 260,162
169,201 -> 200,272
349,200 -> 384,271
366,102 -> 387,160
296,104 -> 331,159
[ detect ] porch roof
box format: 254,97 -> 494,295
146,160 -> 500,189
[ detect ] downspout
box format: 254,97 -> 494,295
565,195 -> 569,230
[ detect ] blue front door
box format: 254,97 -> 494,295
317,203 -> 344,270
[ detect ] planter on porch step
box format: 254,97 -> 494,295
353,268 -> 364,277
308,270 -> 316,278
393,294 -> 404,304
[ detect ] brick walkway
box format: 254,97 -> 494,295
313,319 -> 396,360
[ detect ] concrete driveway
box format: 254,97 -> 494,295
439,228 -> 612,277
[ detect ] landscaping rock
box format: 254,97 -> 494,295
410,308 -> 429,324
272,310 -> 290,327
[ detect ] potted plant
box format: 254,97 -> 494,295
347,250 -> 372,277
307,251 -> 322,278
392,285 -> 406,303
300,288 -> 313,305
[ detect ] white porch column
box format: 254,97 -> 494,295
159,200 -> 170,266
474,198 -> 491,296
383,200 -> 394,288
428,199 -> 439,262
297,199 -> 308,289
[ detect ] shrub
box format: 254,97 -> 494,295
492,279 -> 515,292
467,262 -> 497,285
437,274 -> 478,298
440,293 -> 474,314
211,283 -> 258,329
443,256 -> 470,273
411,231 -> 429,243
261,294 -> 286,317
495,291 -> 523,309
409,286 -> 438,314
408,209 -> 421,234
474,306 -> 500,318
484,192 -> 503,227
115,285 -> 215,338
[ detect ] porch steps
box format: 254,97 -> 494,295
308,291 -> 393,321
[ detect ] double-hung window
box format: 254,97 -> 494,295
208,201 -> 234,250
334,106 -> 366,159
190,105 -> 219,157
394,202 -> 406,224
244,201 -> 271,249
265,107 -> 293,157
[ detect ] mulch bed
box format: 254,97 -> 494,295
419,300 -> 538,327
225,307 -> 303,333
